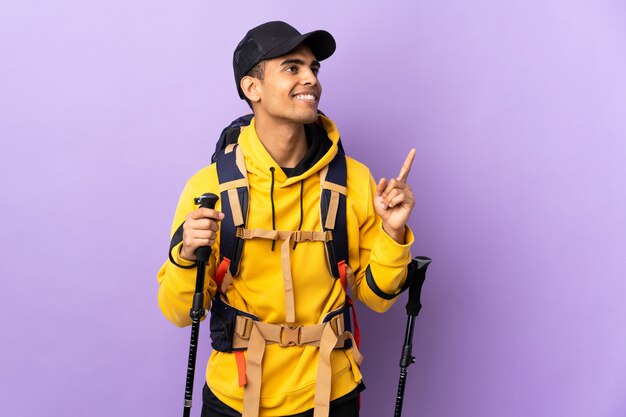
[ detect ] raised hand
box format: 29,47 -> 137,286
375,148 -> 416,244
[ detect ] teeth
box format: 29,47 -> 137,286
295,94 -> 316,101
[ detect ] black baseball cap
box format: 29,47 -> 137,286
233,21 -> 336,99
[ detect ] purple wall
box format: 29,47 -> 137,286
2,1 -> 625,416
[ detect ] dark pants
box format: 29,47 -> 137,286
201,384 -> 360,417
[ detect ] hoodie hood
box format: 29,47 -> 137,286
237,114 -> 341,188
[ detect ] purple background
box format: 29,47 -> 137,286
1,1 -> 625,416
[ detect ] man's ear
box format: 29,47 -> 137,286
241,76 -> 261,103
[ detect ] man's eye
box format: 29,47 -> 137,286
312,67 -> 320,76
286,66 -> 297,73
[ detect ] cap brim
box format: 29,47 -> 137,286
263,29 -> 336,62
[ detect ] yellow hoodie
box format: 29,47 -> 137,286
157,115 -> 414,416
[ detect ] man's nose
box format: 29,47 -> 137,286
301,68 -> 318,86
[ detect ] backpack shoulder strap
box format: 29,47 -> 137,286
319,151 -> 349,279
215,144 -> 249,281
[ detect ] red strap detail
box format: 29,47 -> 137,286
338,261 -> 360,347
347,295 -> 360,348
215,257 -> 231,293
235,351 -> 247,387
338,260 -> 347,291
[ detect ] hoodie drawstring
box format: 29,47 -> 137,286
293,181 -> 304,250
269,167 -> 276,251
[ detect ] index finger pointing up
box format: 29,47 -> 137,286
396,148 -> 416,182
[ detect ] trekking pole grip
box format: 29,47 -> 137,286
193,193 -> 219,263
406,256 -> 431,317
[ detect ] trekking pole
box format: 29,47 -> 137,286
183,193 -> 219,417
394,256 -> 431,417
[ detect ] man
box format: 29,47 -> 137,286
157,21 -> 416,417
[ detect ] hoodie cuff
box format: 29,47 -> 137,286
169,242 -> 198,268
368,224 -> 414,295
379,224 -> 414,253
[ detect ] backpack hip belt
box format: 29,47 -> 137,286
209,296 -> 362,417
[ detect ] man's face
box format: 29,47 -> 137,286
252,44 -> 322,124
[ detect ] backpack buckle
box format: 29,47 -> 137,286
329,314 -> 345,337
279,324 -> 301,347
235,316 -> 254,339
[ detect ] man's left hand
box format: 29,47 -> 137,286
375,148 -> 416,244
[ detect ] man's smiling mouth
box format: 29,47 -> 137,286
293,93 -> 318,102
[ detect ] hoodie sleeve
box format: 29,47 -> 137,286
156,167 -> 219,327
350,173 -> 414,313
